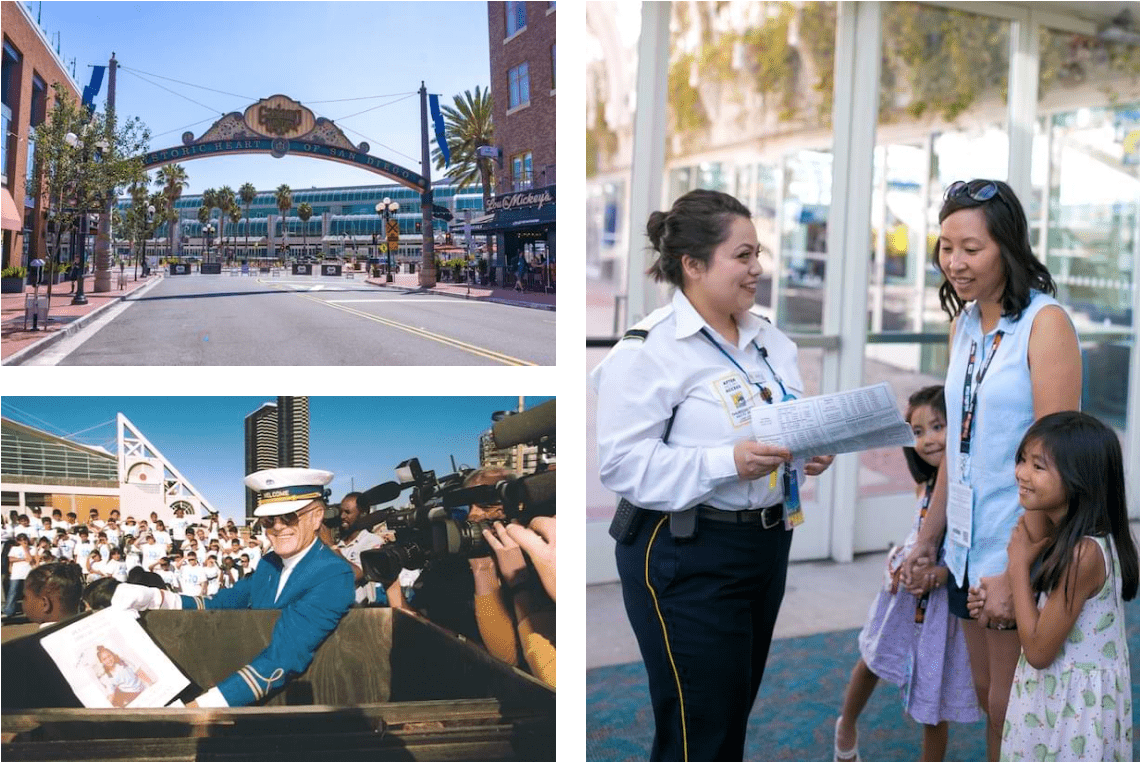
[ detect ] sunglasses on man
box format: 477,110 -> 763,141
255,502 -> 321,531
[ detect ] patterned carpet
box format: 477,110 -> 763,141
587,596 -> 1140,761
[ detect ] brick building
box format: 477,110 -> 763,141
472,1 -> 556,289
1,1 -> 81,270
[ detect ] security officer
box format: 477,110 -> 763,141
591,189 -> 834,762
111,468 -> 354,707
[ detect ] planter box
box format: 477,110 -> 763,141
1,276 -> 25,293
2,608 -> 553,761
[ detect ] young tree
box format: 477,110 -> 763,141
30,83 -> 150,301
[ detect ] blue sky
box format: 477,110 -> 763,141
1,396 -> 553,522
26,1 -> 491,195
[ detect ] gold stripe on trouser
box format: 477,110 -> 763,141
644,515 -> 688,762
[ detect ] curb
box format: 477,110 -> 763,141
2,276 -> 165,366
363,280 -> 556,312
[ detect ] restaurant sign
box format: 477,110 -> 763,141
245,95 -> 315,139
485,187 -> 555,213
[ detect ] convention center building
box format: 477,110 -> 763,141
115,180 -> 487,272
2,414 -> 216,525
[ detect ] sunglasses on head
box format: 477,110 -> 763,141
945,179 -> 1001,203
255,502 -> 320,531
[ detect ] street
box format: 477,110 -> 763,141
28,273 -> 555,366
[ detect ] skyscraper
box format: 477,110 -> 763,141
276,396 -> 310,469
244,402 -> 278,519
243,397 -> 310,519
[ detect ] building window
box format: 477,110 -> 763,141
506,1 -> 526,37
512,152 -> 533,190
30,74 -> 46,126
2,39 -> 22,187
509,62 -> 530,110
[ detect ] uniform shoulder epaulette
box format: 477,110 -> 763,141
749,305 -> 772,323
620,305 -> 673,343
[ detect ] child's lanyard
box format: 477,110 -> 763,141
698,328 -> 802,528
914,478 -> 935,624
958,330 -> 1004,481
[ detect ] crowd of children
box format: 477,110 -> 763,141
834,390 -> 1135,761
1,507 -> 267,620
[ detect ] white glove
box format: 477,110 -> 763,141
110,583 -> 183,611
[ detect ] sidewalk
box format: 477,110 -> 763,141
1,272 -> 158,362
363,272 -> 556,310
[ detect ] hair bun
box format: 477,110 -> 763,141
646,210 -> 669,251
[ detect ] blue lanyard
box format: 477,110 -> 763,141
698,328 -> 791,402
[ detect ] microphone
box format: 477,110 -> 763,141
491,399 -> 555,449
439,470 -> 556,511
359,481 -> 403,510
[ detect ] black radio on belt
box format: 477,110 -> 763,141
609,498 -> 645,544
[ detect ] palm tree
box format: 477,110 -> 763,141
297,202 -> 313,259
239,182 -> 257,261
229,205 -> 244,260
216,185 -> 236,261
154,163 -> 188,257
274,183 -> 292,261
431,86 -> 495,208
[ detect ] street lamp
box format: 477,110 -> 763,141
138,203 -> 155,280
376,197 -> 399,283
64,128 -> 110,305
203,222 -> 216,264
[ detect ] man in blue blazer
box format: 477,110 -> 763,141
112,468 -> 355,707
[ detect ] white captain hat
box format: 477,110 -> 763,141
246,468 -> 334,517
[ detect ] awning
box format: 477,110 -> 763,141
1,188 -> 22,231
468,202 -> 556,234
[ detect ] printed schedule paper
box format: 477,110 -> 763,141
749,381 -> 916,458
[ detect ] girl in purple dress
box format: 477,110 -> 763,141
834,386 -> 982,762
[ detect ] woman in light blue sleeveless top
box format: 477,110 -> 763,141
900,180 -> 1081,762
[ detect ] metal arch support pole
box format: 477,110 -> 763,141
419,83 -> 436,288
820,1 -> 882,563
624,1 -> 671,327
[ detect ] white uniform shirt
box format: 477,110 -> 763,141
336,529 -> 385,604
590,289 -> 805,513
140,541 -> 165,569
171,518 -> 189,542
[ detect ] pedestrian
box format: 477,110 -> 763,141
901,179 -> 1082,762
835,386 -> 982,762
514,252 -> 528,292
67,258 -> 79,293
590,188 -> 835,761
997,411 -> 1136,759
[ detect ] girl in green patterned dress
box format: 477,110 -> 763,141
999,411 -> 1136,761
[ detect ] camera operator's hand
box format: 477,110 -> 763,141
483,522 -> 528,589
505,517 -> 555,601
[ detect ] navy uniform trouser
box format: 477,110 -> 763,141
615,512 -> 794,762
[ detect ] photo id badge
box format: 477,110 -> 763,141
712,373 -> 753,428
947,481 -> 973,550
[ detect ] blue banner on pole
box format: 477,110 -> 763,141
82,66 -> 106,112
429,93 -> 450,167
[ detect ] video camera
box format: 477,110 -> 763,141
358,400 -> 555,586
